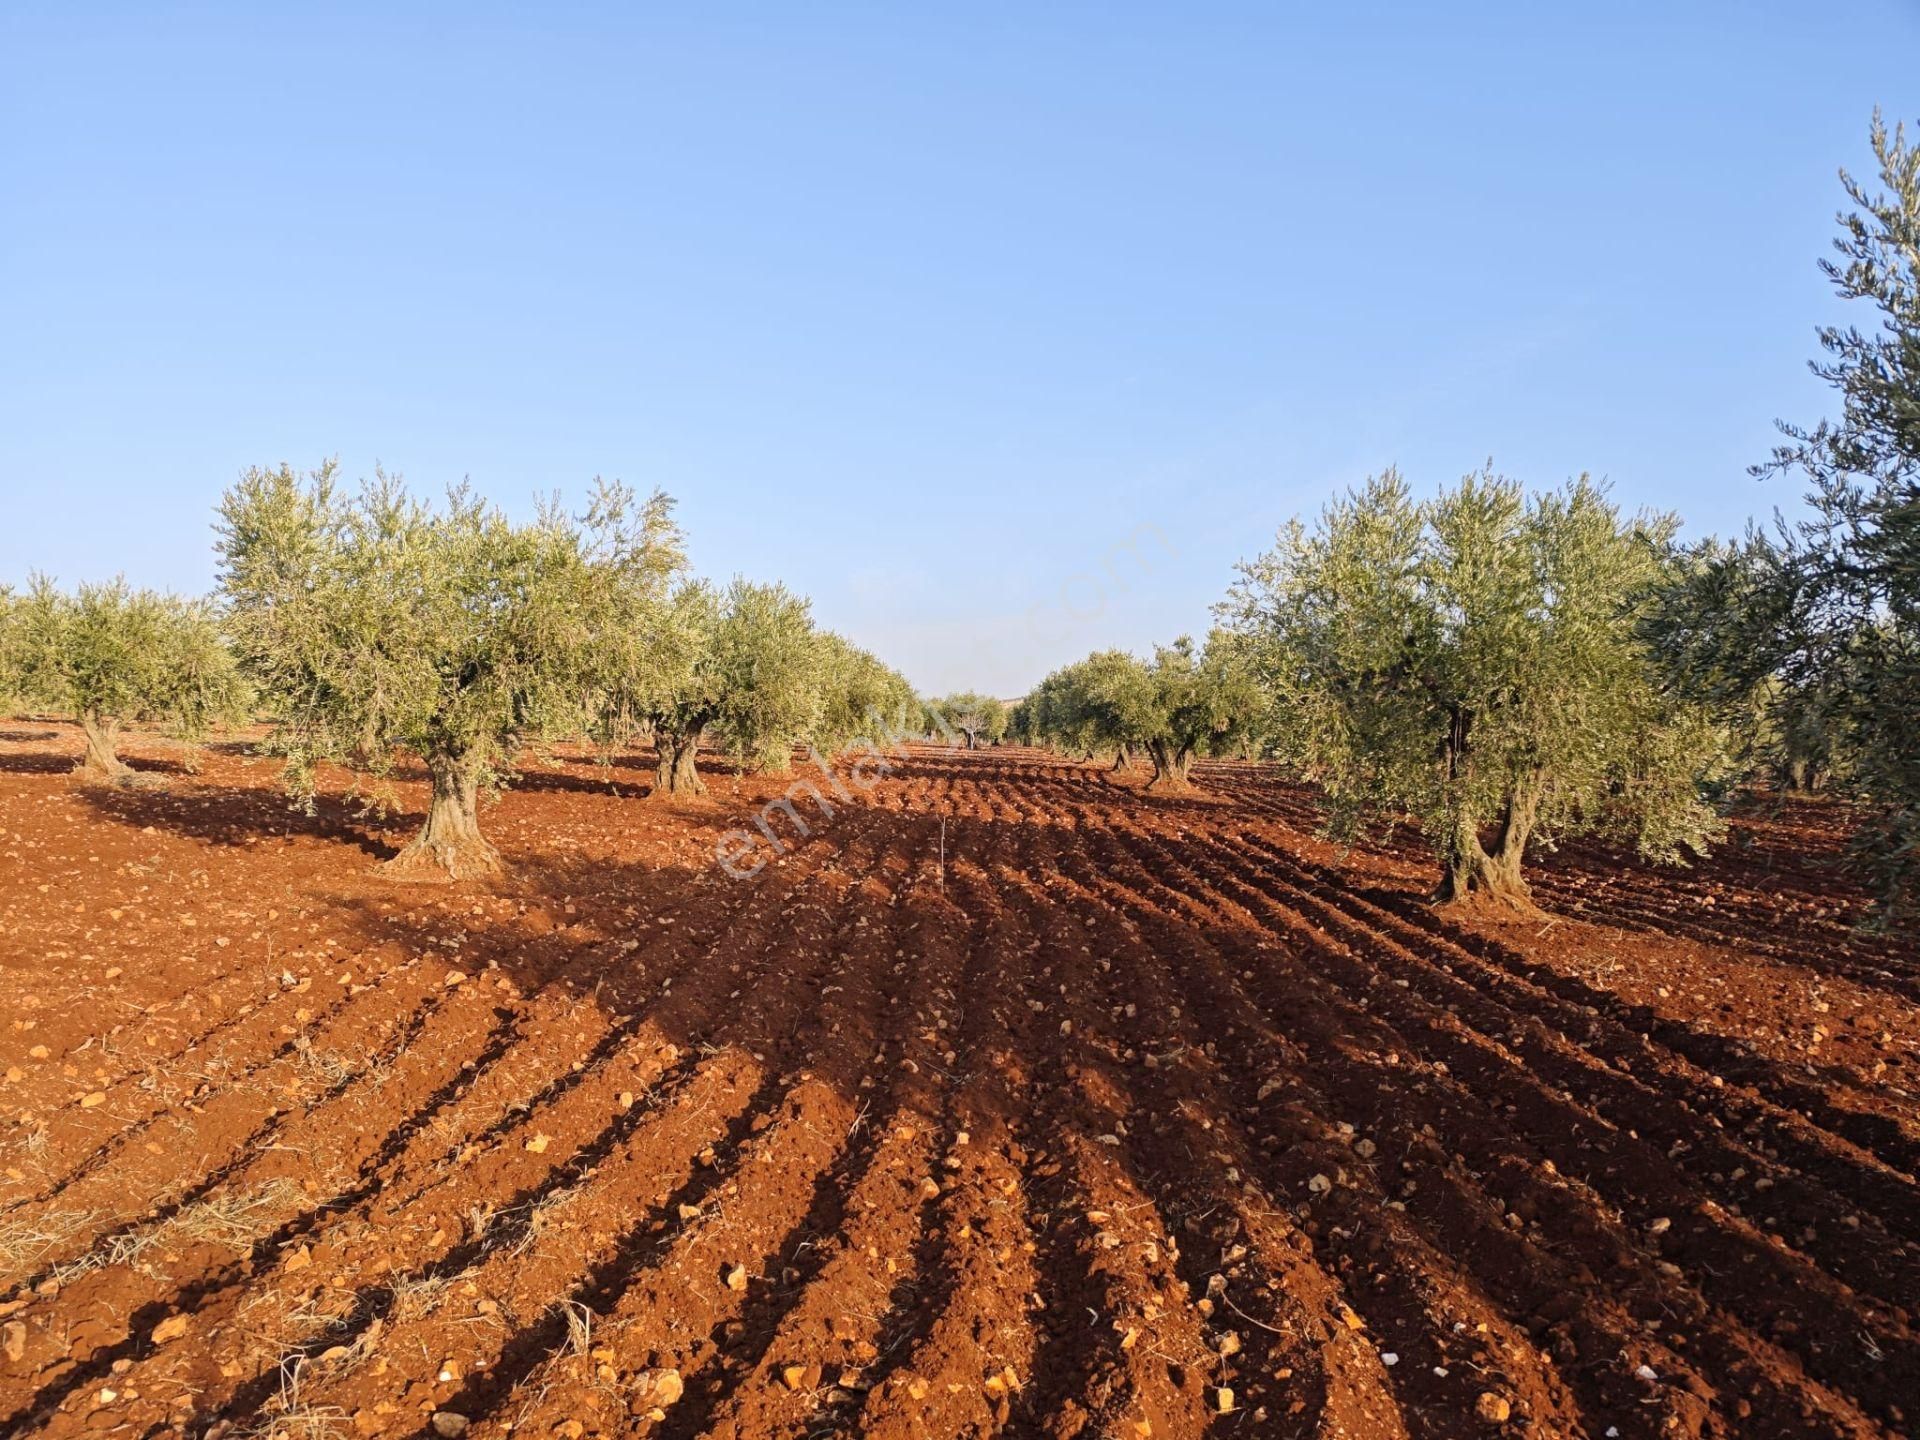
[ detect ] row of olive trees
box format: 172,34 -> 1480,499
1,464 -> 918,881
1014,472 -> 1736,909
216,463 -> 919,877
1013,636 -> 1262,792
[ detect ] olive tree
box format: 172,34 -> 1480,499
1028,639 -> 1259,790
1005,696 -> 1037,746
1134,634 -> 1263,791
1643,535 -> 1851,796
9,576 -> 247,783
1029,650 -> 1153,767
219,462 -> 682,878
929,692 -> 1007,749
1660,113 -> 1919,920
1227,469 -> 1727,908
633,579 -> 823,796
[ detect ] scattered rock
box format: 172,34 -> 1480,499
3,1320 -> 25,1364
80,1091 -> 106,1108
653,1368 -> 684,1405
150,1313 -> 190,1345
430,1412 -> 469,1438
1475,1391 -> 1512,1423
726,1263 -> 749,1292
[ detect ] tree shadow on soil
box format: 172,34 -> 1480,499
71,779 -> 401,859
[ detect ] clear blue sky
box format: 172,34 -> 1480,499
3,4 -> 1915,695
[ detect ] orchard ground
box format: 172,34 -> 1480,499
0,722 -> 1915,1440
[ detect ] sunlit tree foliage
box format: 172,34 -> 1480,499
1227,469 -> 1728,907
219,462 -> 682,877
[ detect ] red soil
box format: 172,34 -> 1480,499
0,724 -> 1914,1439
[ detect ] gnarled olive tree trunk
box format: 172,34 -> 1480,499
75,710 -> 134,785
1432,773 -> 1542,911
1112,745 -> 1137,772
1144,739 -> 1194,792
387,749 -> 502,881
653,726 -> 707,796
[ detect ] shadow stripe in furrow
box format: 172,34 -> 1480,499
18,802 -> 900,1437
983,799 -> 1407,1440
1355,866 -> 1920,1181
925,821 -> 1213,1440
595,863 -> 939,1440
1089,813 -> 1904,1436
1043,810 -> 1605,1440
1,957 -> 399,1214
809,802 -> 1046,1437
1061,817 -> 1773,1440
1217,828 -> 1920,1306
0,960 -> 453,1297
436,819 -> 923,1437
845,814 -> 1049,1439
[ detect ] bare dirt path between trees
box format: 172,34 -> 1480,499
0,727 -> 1915,1440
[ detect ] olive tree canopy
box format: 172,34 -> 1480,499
627,578 -> 825,796
1227,468 -> 1727,908
0,585 -> 19,712
1028,649 -> 1149,763
1133,634 -> 1263,790
9,576 -> 246,783
218,461 -> 682,878
814,632 -> 917,755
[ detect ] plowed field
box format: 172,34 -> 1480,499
1,726 -> 1915,1440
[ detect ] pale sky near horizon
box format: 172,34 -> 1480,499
3,3 -> 1916,696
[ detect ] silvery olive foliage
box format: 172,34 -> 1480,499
1225,469 -> 1728,905
814,631 -> 919,755
618,578 -> 909,795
